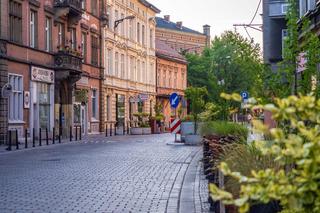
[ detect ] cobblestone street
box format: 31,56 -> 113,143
0,134 -> 210,213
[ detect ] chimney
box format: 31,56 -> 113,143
203,25 -> 211,47
164,15 -> 170,22
176,21 -> 183,29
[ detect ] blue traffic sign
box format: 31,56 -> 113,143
170,93 -> 180,109
241,91 -> 249,100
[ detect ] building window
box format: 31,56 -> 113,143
57,23 -> 65,48
91,0 -> 98,16
182,71 -> 185,89
115,10 -> 119,33
92,89 -> 98,119
163,70 -> 166,87
45,17 -> 52,52
142,61 -> 145,82
106,49 -> 113,75
281,3 -> 289,14
174,71 -> 177,89
121,13 -> 125,36
150,63 -> 154,85
70,28 -> 77,50
106,7 -> 112,28
81,0 -> 86,10
137,22 -> 140,43
130,56 -> 135,81
157,69 -> 160,86
169,71 -> 172,88
129,19 -> 133,40
137,60 -> 141,82
81,32 -> 87,62
9,0 -> 22,43
8,74 -> 23,122
300,0 -> 316,17
106,96 -> 110,121
150,29 -> 153,48
115,52 -> 119,77
29,10 -> 37,48
282,29 -> 288,57
142,25 -> 145,45
121,54 -> 125,78
91,35 -> 99,66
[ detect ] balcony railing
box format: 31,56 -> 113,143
54,0 -> 82,10
54,50 -> 82,73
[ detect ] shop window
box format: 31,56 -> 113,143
138,101 -> 144,113
8,74 -> 23,122
106,96 -> 110,121
92,89 -> 98,119
9,0 -> 22,43
116,94 -> 125,126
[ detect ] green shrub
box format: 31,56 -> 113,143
210,93 -> 320,213
200,121 -> 248,141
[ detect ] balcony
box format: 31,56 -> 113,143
54,49 -> 83,82
54,0 -> 83,24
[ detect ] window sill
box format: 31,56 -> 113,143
9,120 -> 25,125
91,119 -> 100,123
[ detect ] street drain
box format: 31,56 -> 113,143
41,159 -> 61,162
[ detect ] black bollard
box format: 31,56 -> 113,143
127,122 -> 130,135
75,126 -> 78,141
79,126 -> 82,141
33,128 -> 35,147
7,131 -> 12,151
25,129 -> 28,149
52,128 -> 55,144
114,124 -> 117,136
123,122 -> 125,135
15,129 -> 19,150
105,124 -> 108,137
46,128 -> 49,145
70,126 -> 72,142
39,128 -> 42,146
109,124 -> 112,136
59,128 -> 61,144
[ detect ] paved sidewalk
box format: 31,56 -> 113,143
0,134 -> 210,213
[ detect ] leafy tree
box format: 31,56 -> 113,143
185,87 -> 208,134
186,31 -> 263,119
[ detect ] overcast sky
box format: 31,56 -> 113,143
152,0 -> 263,48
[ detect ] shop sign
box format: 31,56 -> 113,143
31,66 -> 54,84
24,91 -> 30,109
139,94 -> 149,101
78,77 -> 89,85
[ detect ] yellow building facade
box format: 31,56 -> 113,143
101,0 -> 160,132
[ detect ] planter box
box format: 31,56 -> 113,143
130,127 -> 151,135
181,122 -> 203,142
185,134 -> 202,146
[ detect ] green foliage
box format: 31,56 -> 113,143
153,103 -> 165,121
185,87 -> 208,134
181,114 -> 194,122
218,143 -> 281,198
74,89 -> 88,103
186,31 -> 263,119
133,112 -> 150,127
210,93 -> 320,213
200,121 -> 248,141
199,102 -> 221,121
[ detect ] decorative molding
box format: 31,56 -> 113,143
29,0 -> 40,8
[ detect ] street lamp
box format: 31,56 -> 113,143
114,15 -> 135,30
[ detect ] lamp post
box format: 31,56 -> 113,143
114,15 -> 135,31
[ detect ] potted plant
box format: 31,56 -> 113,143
184,87 -> 208,145
131,112 -> 151,135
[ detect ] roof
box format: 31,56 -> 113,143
138,0 -> 161,13
156,17 -> 205,36
155,39 -> 187,64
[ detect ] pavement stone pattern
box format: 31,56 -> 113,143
0,134 -> 210,213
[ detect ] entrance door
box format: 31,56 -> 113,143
81,105 -> 87,134
74,103 -> 87,135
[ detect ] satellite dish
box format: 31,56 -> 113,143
2,83 -> 12,98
